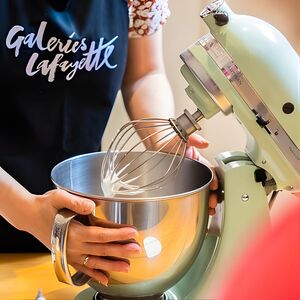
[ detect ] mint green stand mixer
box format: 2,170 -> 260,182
65,0 -> 300,299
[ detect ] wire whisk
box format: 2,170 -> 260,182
101,110 -> 204,196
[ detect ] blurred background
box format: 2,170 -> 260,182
103,0 -> 299,217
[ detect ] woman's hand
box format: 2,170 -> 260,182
26,189 -> 141,286
185,133 -> 219,215
66,216 -> 142,286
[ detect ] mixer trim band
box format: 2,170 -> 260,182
180,49 -> 232,114
183,33 -> 300,174
199,0 -> 224,18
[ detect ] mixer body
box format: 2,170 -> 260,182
180,0 -> 300,192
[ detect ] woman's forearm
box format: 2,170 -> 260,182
123,71 -> 175,120
121,30 -> 176,148
122,71 -> 175,149
0,167 -> 34,232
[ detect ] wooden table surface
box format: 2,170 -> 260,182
0,253 -> 88,300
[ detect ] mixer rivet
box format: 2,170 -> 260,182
282,102 -> 294,114
262,160 -> 267,164
241,194 -> 249,202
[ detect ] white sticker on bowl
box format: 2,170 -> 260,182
143,236 -> 162,258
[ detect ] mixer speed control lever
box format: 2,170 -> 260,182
254,169 -> 267,184
252,109 -> 271,134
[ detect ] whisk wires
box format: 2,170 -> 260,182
101,118 -> 187,195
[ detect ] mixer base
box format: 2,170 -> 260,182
93,292 -> 165,300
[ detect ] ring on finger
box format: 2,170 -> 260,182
83,255 -> 90,266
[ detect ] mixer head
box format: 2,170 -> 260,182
179,0 -> 300,192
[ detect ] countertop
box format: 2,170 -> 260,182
0,253 -> 88,300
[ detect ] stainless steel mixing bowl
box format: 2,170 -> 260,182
51,152 -> 213,298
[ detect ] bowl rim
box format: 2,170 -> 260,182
51,151 -> 213,202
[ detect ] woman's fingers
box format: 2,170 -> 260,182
87,226 -> 138,243
48,189 -> 95,215
209,192 -> 218,209
72,263 -> 109,286
81,242 -> 142,258
72,254 -> 133,286
79,255 -> 130,273
210,172 -> 218,191
209,207 -> 216,215
69,222 -> 139,243
188,133 -> 209,149
66,221 -> 142,266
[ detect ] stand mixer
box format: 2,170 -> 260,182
51,0 -> 300,299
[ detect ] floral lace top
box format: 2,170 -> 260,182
128,0 -> 170,38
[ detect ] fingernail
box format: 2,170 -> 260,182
89,201 -> 96,209
210,181 -> 218,191
86,201 -> 95,211
209,208 -> 216,216
127,243 -> 142,252
124,264 -> 130,272
127,228 -> 139,237
200,137 -> 209,144
100,280 -> 108,287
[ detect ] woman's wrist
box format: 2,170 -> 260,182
19,193 -> 41,234
23,193 -> 55,249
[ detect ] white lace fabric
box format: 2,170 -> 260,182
128,0 -> 170,38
